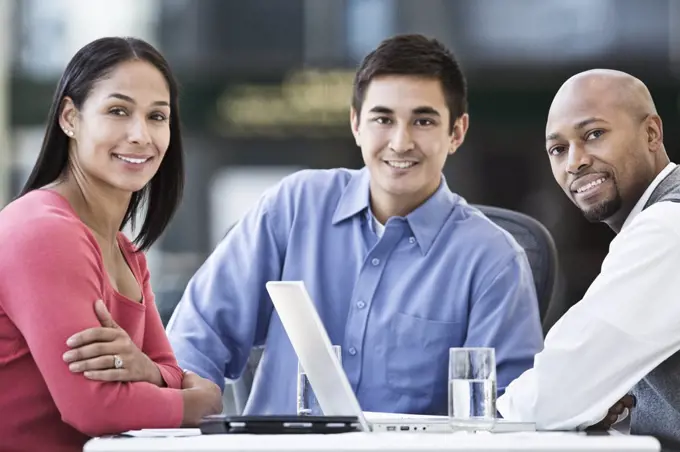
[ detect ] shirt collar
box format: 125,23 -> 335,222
332,167 -> 459,255
405,178 -> 459,255
332,167 -> 372,224
621,162 -> 677,230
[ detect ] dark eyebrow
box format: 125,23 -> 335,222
108,93 -> 170,107
545,132 -> 561,142
368,106 -> 441,117
368,106 -> 394,115
412,106 -> 441,117
575,117 -> 607,130
546,117 -> 608,142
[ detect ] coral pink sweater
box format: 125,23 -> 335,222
0,190 -> 184,452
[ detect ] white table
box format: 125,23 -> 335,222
84,430 -> 660,452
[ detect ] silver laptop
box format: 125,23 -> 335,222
265,280 -> 535,433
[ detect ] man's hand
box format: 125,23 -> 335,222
587,394 -> 636,430
62,300 -> 164,386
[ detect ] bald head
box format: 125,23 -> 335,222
545,69 -> 668,232
549,69 -> 657,125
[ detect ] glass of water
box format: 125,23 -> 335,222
448,347 -> 497,430
297,345 -> 341,416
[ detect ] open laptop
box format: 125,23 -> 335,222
265,280 -> 535,433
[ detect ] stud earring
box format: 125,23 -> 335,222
63,128 -> 73,137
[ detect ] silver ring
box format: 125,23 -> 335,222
113,355 -> 124,369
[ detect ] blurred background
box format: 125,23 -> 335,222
1,0 -> 679,329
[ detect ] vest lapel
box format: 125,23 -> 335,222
644,166 -> 680,210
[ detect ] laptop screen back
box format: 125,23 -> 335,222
265,281 -> 370,432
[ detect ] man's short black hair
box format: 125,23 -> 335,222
352,34 -> 468,134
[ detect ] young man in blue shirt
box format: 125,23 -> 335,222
167,34 -> 544,415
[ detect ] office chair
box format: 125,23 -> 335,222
472,204 -> 559,326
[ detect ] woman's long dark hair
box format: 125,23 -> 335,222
21,36 -> 184,252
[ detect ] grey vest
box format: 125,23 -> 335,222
630,165 -> 680,451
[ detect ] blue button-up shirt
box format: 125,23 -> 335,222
167,167 -> 543,415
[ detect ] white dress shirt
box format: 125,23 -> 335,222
497,162 -> 680,430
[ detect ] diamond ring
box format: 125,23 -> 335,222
113,355 -> 124,369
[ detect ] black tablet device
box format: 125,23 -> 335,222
200,414 -> 362,434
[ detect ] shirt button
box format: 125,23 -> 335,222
371,258 -> 380,266
409,237 -> 416,244
348,347 -> 357,356
356,300 -> 366,309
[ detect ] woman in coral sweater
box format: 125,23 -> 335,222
0,37 -> 222,452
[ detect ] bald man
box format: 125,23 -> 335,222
497,69 -> 680,449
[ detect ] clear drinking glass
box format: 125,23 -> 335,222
448,347 -> 497,430
297,345 -> 341,416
